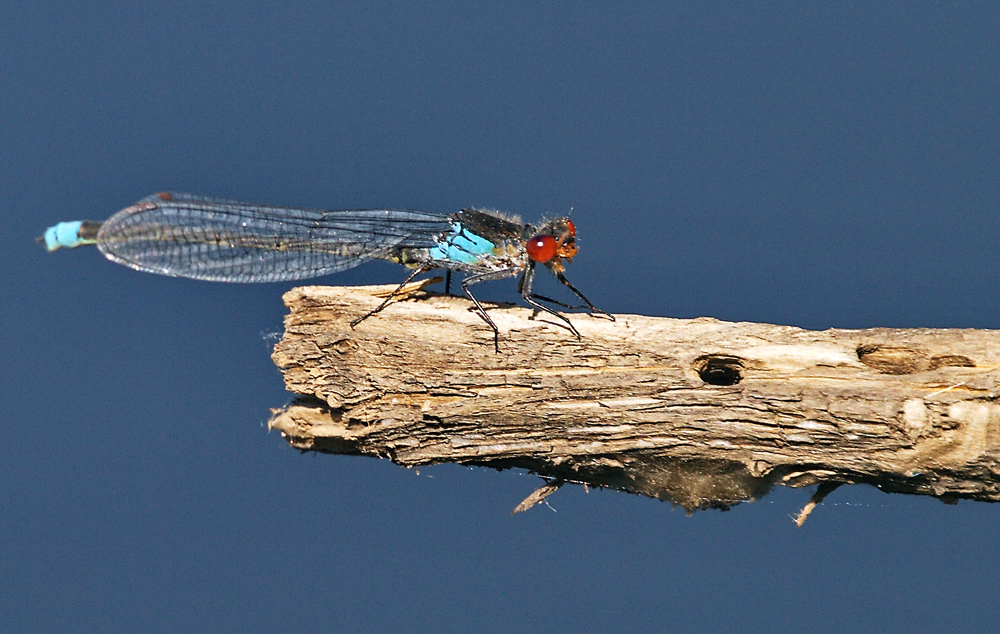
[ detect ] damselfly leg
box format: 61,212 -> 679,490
350,267 -> 428,328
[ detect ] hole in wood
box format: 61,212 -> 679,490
929,354 -> 975,370
694,355 -> 744,386
856,343 -> 928,374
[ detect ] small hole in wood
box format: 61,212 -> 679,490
929,354 -> 975,370
694,355 -> 744,386
857,343 -> 928,374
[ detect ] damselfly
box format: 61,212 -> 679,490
41,192 -> 613,350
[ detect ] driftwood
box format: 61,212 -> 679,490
268,283 -> 1000,519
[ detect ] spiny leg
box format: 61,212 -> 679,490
518,262 -> 581,338
462,267 -> 521,353
516,264 -> 615,320
350,266 -> 428,328
552,270 -> 615,321
525,292 -> 586,310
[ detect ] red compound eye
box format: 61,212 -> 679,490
526,234 -> 557,262
565,219 -> 576,237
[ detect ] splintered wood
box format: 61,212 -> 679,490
268,284 -> 1000,517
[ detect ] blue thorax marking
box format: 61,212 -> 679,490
44,221 -> 90,251
428,222 -> 497,265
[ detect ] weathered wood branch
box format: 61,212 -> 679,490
268,283 -> 1000,514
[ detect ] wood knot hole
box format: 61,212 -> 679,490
856,343 -> 927,374
694,355 -> 744,386
929,354 -> 975,370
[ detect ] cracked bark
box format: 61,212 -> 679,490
268,283 -> 1000,514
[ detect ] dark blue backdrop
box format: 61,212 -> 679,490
4,2 -> 999,632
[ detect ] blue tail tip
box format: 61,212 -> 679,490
42,221 -> 86,251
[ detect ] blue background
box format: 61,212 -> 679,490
4,2 -> 1000,632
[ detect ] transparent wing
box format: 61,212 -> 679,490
95,192 -> 453,282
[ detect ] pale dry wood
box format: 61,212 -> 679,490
269,284 -> 1000,514
793,482 -> 842,526
511,482 -> 563,515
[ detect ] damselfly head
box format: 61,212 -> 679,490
525,217 -> 578,271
